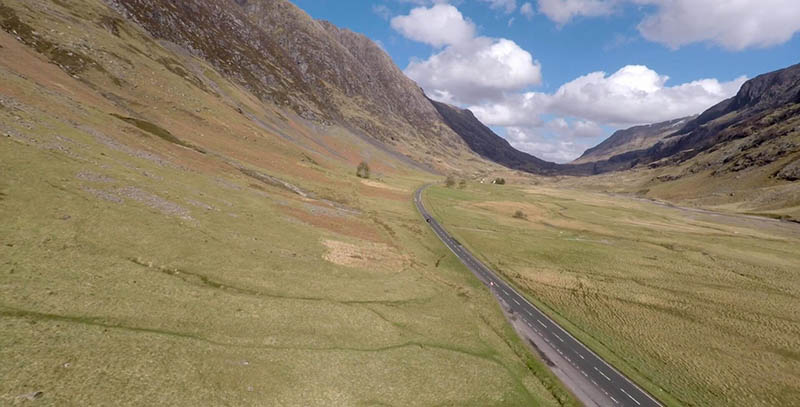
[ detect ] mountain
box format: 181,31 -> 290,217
588,63 -> 800,174
563,63 -> 800,218
429,99 -> 562,174
105,0 -> 479,171
1,0 -> 577,405
573,116 -> 694,164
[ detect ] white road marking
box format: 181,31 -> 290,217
565,356 -> 571,362
513,298 -> 521,305
526,321 -> 532,327
610,396 -> 619,404
417,187 -> 661,407
620,388 -> 642,405
537,320 -> 546,328
591,379 -> 598,386
553,333 -> 564,342
594,366 -> 611,381
557,349 -> 563,355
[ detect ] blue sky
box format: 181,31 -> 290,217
292,0 -> 800,162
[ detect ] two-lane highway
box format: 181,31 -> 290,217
415,185 -> 662,407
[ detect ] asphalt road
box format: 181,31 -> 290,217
415,185 -> 662,407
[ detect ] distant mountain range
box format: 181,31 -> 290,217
102,0 -> 800,183
573,117 -> 695,164
4,0 -> 798,187
436,63 -> 800,183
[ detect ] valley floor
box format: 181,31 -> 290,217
425,183 -> 800,407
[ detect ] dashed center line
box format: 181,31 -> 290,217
418,187 -> 658,407
594,366 -> 611,381
620,388 -> 642,405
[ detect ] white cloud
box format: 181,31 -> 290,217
548,65 -> 747,125
392,4 -> 542,104
635,0 -> 800,50
467,65 -> 745,162
470,92 -> 549,127
520,2 -> 535,19
536,0 -> 800,50
390,4 -> 475,47
506,127 -> 593,162
547,118 -> 605,139
472,65 -> 745,128
480,0 -> 518,14
404,38 -> 542,104
537,0 -> 615,25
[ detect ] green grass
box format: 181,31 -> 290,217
425,183 -> 800,407
0,1 -> 579,404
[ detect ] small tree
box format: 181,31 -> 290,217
356,161 -> 370,179
458,179 -> 467,189
445,175 -> 456,187
494,177 -> 506,185
512,210 -> 527,220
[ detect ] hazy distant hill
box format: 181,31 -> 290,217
573,116 -> 694,164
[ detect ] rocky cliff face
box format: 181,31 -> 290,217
106,0 -> 470,168
429,99 -> 562,174
565,63 -> 800,179
573,116 -> 694,164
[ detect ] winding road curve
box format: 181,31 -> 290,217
415,185 -> 662,407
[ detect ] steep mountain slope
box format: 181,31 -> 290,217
105,0 -> 473,171
592,63 -> 800,172
0,0 -> 574,405
573,116 -> 694,164
560,63 -> 800,218
430,99 -> 562,174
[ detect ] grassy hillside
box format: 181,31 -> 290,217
425,183 -> 800,407
0,1 -> 573,405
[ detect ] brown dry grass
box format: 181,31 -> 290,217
322,239 -> 409,271
427,184 -> 800,407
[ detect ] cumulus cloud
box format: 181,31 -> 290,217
405,38 -> 542,103
635,0 -> 800,50
470,92 -> 549,127
548,65 -> 747,125
547,118 -> 605,139
472,65 -> 745,128
390,4 -> 476,47
480,0 -> 518,14
506,127 -> 593,162
537,0 -> 800,50
468,65 -> 746,162
390,4 -> 751,162
537,0 -> 615,25
393,4 -> 542,104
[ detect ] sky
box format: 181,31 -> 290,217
291,0 -> 800,162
